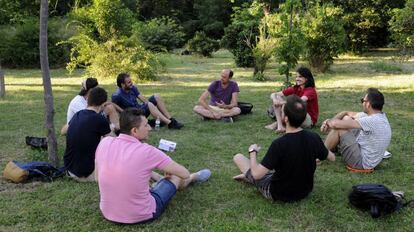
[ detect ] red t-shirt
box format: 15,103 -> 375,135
282,86 -> 319,125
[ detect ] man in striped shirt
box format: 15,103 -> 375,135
321,88 -> 392,170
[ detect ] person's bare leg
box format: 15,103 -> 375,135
233,153 -> 250,181
220,107 -> 241,117
274,104 -> 285,132
103,104 -> 120,130
148,102 -> 171,124
265,121 -> 278,130
324,129 -> 348,151
153,93 -> 171,119
151,171 -> 163,182
193,105 -> 221,119
167,172 -> 199,191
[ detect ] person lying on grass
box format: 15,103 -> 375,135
193,69 -> 241,123
321,88 -> 391,171
233,95 -> 335,202
112,73 -> 183,129
95,108 -> 211,224
265,67 -> 319,133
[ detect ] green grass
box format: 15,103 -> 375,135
1,50 -> 414,231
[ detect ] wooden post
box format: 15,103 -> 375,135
40,0 -> 59,167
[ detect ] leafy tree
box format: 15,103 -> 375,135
302,3 -> 346,72
389,0 -> 414,60
268,0 -> 303,87
132,16 -> 185,51
221,2 -> 263,67
187,31 -> 219,57
194,0 -> 233,39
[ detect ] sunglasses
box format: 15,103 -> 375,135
360,98 -> 368,104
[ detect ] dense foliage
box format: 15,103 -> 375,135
302,3 -> 346,72
0,17 -> 72,67
133,16 -> 185,51
389,0 -> 414,60
187,31 -> 219,57
221,2 -> 262,67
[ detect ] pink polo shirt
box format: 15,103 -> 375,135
95,134 -> 172,223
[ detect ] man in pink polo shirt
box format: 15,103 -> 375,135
95,108 -> 211,224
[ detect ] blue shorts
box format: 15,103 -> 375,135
140,95 -> 158,117
138,178 -> 177,224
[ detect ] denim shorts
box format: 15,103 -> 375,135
138,178 -> 177,224
140,95 -> 158,117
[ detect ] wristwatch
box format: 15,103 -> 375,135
248,148 -> 258,154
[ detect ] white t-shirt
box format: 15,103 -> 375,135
356,112 -> 392,169
67,95 -> 87,123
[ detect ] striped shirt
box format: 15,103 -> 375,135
356,113 -> 391,169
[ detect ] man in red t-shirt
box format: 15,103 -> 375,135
265,67 -> 319,133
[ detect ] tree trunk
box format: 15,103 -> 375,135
40,0 -> 59,167
0,64 -> 5,98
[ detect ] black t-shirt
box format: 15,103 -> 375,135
261,130 -> 328,202
64,109 -> 111,177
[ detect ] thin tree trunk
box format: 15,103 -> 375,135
40,0 -> 59,167
0,64 -> 5,98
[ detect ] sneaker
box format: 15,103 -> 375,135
195,169 -> 211,183
383,151 -> 392,159
221,117 -> 233,123
168,118 -> 184,129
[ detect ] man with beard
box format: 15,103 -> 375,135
321,88 -> 391,170
112,73 -> 183,129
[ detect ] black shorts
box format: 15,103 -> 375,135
245,169 -> 273,200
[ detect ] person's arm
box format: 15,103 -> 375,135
137,94 -> 148,104
216,92 -> 239,109
248,144 -> 270,180
198,90 -> 212,110
326,118 -> 361,130
161,160 -> 190,180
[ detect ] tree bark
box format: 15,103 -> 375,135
40,0 -> 59,167
0,64 -> 5,98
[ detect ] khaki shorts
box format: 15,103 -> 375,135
338,129 -> 364,169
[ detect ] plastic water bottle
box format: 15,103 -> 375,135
155,116 -> 160,131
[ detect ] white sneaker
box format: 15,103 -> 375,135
383,151 -> 392,159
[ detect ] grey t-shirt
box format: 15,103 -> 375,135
356,113 -> 391,169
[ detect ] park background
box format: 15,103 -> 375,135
0,0 -> 413,231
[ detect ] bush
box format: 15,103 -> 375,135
133,16 -> 185,51
302,4 -> 346,72
389,0 -> 414,60
66,35 -> 161,81
0,17 -> 72,68
187,31 -> 219,57
221,3 -> 262,67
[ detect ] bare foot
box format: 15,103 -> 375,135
265,122 -> 277,130
233,174 -> 247,181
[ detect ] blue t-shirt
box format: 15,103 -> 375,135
112,86 -> 143,109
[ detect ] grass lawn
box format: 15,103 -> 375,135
0,50 -> 413,231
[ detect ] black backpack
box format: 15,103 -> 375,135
348,184 -> 412,218
238,102 -> 253,114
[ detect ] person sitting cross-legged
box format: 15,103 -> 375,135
193,69 -> 241,123
112,73 -> 183,129
64,87 -> 112,182
321,88 -> 391,171
233,95 -> 335,202
95,108 -> 211,224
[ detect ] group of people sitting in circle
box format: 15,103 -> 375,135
62,67 -> 391,224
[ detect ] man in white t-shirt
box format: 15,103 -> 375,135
61,78 -> 121,135
321,88 -> 391,170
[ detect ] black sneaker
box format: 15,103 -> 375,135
168,118 -> 184,129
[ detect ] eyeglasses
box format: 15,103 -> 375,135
360,98 -> 368,104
